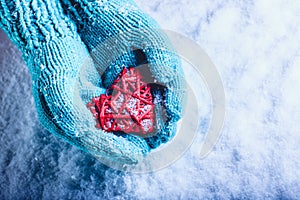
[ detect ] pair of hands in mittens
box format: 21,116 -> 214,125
0,0 -> 185,164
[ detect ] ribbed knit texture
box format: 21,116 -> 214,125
0,0 -> 186,164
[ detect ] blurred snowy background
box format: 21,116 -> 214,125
1,0 -> 300,199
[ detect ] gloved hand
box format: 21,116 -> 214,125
60,0 -> 186,148
0,0 -> 186,165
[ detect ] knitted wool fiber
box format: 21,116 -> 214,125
0,0 -> 186,164
60,0 -> 186,148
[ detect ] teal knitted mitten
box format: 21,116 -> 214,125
0,0 -> 186,165
60,0 -> 186,148
0,0 -> 151,164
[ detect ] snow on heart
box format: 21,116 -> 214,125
87,67 -> 156,135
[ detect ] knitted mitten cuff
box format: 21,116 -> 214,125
0,0 -> 76,50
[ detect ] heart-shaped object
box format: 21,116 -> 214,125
87,67 -> 156,135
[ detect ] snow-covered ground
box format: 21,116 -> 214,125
1,0 -> 300,198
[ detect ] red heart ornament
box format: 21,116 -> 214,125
87,67 -> 156,135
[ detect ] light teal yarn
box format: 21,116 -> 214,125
60,0 -> 186,148
0,0 -> 186,164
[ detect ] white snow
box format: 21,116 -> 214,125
1,0 -> 300,198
